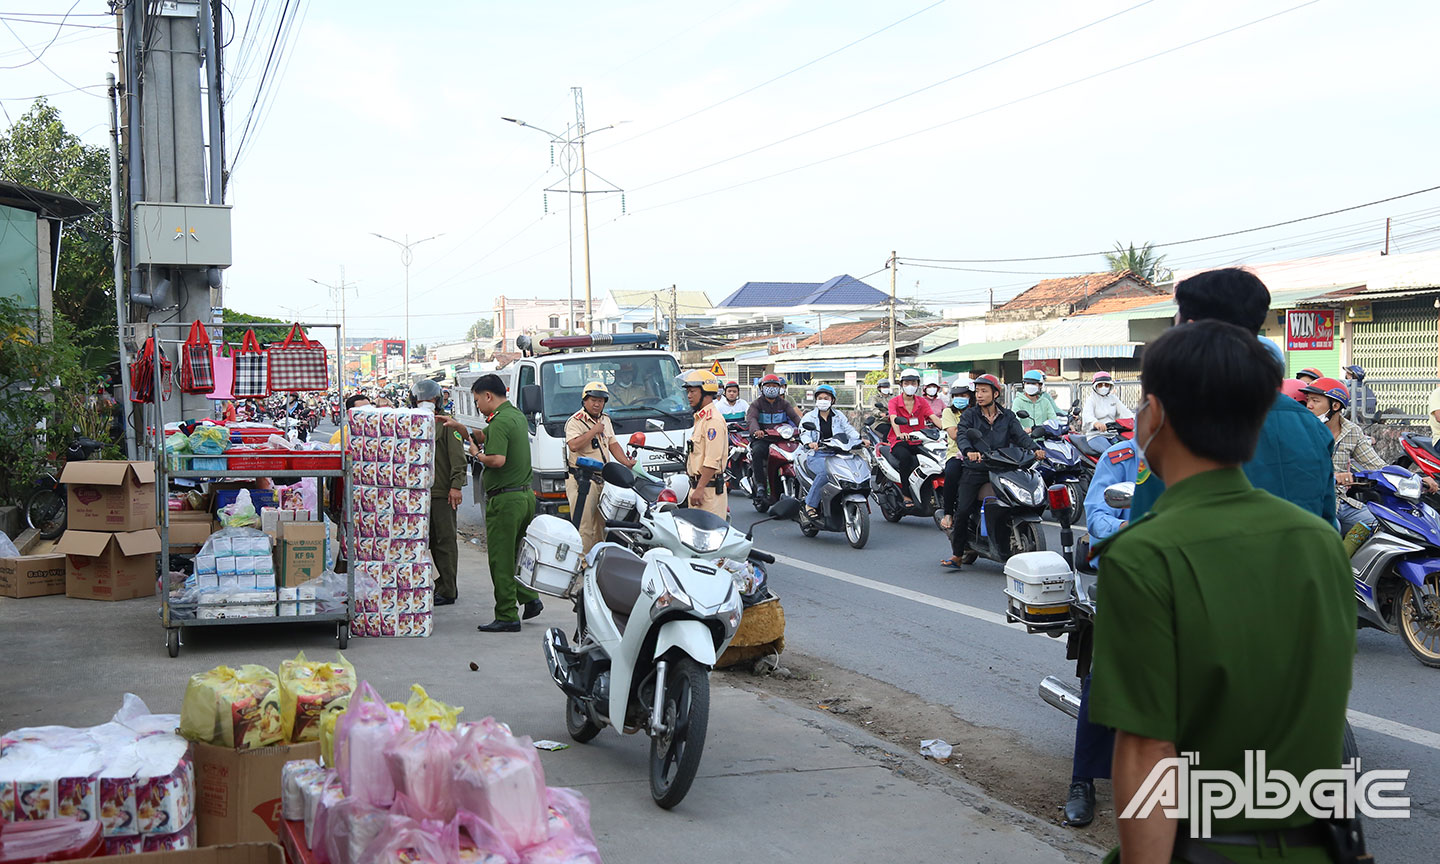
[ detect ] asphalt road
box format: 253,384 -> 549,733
743,509 -> 1438,862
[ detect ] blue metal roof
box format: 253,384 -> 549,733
717,274 -> 887,308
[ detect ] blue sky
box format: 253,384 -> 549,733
3,0 -> 1438,346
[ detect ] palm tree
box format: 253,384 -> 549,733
1105,242 -> 1171,284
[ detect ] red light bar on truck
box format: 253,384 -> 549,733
538,332 -> 661,350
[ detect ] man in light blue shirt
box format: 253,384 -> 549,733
799,384 -> 858,516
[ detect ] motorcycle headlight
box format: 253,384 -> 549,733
1395,473 -> 1423,502
651,563 -> 693,618
997,476 -> 1027,503
675,519 -> 727,554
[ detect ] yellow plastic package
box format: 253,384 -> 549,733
318,694 -> 352,766
179,664 -> 284,750
396,684 -> 462,731
280,651 -> 356,743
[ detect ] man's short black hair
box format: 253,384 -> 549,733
1141,320 -> 1279,465
471,374 -> 507,397
1174,268 -> 1271,334
344,393 -> 370,410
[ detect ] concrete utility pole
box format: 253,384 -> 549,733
888,251 -> 898,382
106,73 -> 136,458
371,232 -> 442,366
669,285 -> 678,351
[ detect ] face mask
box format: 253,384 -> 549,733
951,397 -> 969,410
878,387 -> 891,395
903,384 -> 918,396
418,401 -> 435,413
1024,383 -> 1041,395
762,386 -> 780,399
1095,385 -> 1112,396
925,388 -> 937,397
1134,399 -> 1164,475
815,398 -> 833,411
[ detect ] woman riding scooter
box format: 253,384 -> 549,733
800,385 -> 859,519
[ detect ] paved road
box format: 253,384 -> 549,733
744,509 -> 1438,861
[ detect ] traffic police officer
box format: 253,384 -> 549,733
411,380 -> 465,606
681,370 -> 728,517
564,381 -> 636,553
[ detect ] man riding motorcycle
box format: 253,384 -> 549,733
746,374 -> 802,508
718,380 -> 749,420
800,384 -> 859,519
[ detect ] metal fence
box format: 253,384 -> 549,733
1351,378 -> 1439,463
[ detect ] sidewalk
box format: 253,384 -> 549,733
0,538 -> 1099,863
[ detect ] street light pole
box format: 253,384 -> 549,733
310,267 -> 358,385
371,232 -> 442,368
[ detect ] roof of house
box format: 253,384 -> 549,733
716,274 -> 889,308
608,289 -> 712,316
997,270 -> 1159,311
796,319 -> 886,348
1172,250 -> 1440,298
0,179 -> 96,220
1074,292 -> 1174,316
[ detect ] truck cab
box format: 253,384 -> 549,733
456,334 -> 692,517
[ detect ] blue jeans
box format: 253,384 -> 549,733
805,451 -> 830,508
1337,500 -> 1376,536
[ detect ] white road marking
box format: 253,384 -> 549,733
771,552 -> 1440,753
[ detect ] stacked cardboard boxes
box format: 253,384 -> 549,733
53,461 -> 160,601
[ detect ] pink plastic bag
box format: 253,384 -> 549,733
542,788 -> 595,848
362,816 -> 458,864
451,809 -> 520,864
335,681 -> 406,807
322,797 -> 397,864
519,831 -> 602,864
384,724 -> 457,822
452,720 -> 548,851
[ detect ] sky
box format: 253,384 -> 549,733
3,0 -> 1439,349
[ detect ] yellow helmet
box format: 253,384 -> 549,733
677,369 -> 720,393
582,380 -> 610,400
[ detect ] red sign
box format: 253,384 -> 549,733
1286,310 -> 1334,351
1022,359 -> 1060,377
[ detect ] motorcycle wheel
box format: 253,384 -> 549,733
24,487 -> 66,540
844,502 -> 869,549
565,694 -> 602,743
1067,476 -> 1089,524
880,489 -> 903,523
1010,522 -> 1043,555
1342,721 -> 1359,762
650,658 -> 710,809
1398,573 -> 1440,668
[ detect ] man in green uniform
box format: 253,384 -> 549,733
411,379 -> 465,606
467,374 -> 542,633
1090,321 -> 1356,863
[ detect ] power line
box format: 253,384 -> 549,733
0,0 -> 83,69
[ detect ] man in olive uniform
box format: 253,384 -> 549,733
681,370 -> 728,517
1090,321 -> 1355,864
467,374 -> 543,633
564,381 -> 636,552
412,380 -> 466,606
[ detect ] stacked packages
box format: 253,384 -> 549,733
285,681 -> 601,864
179,653 -> 355,751
0,695 -> 196,855
189,527 -> 278,618
347,407 -> 436,638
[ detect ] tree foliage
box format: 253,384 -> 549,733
1105,241 -> 1171,284
465,318 -> 494,340
221,308 -> 290,345
0,99 -> 114,363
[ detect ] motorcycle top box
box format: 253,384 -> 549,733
598,481 -> 634,522
517,514 -> 585,597
1003,551 -> 1073,632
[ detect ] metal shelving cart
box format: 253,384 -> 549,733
148,321 -> 351,657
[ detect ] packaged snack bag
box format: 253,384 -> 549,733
401,684 -> 462,731
279,652 -> 356,743
179,665 -> 284,750
335,682 -> 407,807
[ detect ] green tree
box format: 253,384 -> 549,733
0,99 -> 114,362
1105,241 -> 1171,284
465,318 -> 494,340
221,308 -> 290,345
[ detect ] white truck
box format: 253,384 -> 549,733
455,333 -> 694,517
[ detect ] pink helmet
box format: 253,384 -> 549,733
1091,371 -> 1113,384
1280,378 -> 1308,404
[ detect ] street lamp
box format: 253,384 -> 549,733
370,232 -> 443,367
310,267 -> 358,386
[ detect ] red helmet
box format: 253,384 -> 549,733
758,374 -> 783,387
1297,367 -> 1323,382
1280,378 -> 1308,403
1300,377 -> 1350,409
972,373 -> 1002,395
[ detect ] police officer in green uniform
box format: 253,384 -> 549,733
411,379 -> 465,606
1090,321 -> 1356,864
467,374 -> 542,633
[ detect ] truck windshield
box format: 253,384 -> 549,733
540,354 -> 688,423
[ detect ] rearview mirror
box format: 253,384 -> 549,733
768,497 -> 801,520
1104,482 -> 1135,509
519,384 -> 542,415
1015,410 -> 1030,419
801,421 -> 817,431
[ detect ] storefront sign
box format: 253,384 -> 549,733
1286,310 -> 1335,351
1347,303 -> 1373,323
771,335 -> 798,353
1022,358 -> 1060,377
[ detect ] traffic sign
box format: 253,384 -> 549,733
709,360 -> 726,377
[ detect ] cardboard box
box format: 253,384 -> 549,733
56,529 -> 160,601
170,511 -> 215,548
108,842 -> 285,863
274,521 -> 325,587
192,741 -> 321,846
59,460 -> 156,531
0,553 -> 67,598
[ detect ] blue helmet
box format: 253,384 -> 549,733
1023,369 -> 1045,383
814,384 -> 836,399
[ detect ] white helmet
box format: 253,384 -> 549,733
899,368 -> 922,383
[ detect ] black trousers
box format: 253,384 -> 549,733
949,468 -> 989,557
891,441 -> 923,490
1071,674 -> 1115,781
942,456 -> 964,515
750,437 -> 778,497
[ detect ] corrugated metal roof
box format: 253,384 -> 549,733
920,338 -> 1029,364
716,274 -> 888,308
1019,317 -> 1139,361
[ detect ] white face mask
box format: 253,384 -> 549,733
878,387 -> 891,395
1024,383 -> 1041,395
418,401 -> 436,413
903,384 -> 919,396
1134,399 -> 1164,474
815,398 -> 833,411
1095,384 -> 1112,396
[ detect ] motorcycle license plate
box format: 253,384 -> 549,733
517,545 -> 538,580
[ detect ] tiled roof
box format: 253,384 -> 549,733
997,270 -> 1159,311
717,274 -> 889,307
796,319 -> 885,348
1074,292 -> 1174,316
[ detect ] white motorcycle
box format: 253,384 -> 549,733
790,424 -> 873,549
517,457 -> 798,808
871,427 -> 948,528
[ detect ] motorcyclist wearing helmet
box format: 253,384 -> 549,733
681,370 -> 729,517
1013,369 -> 1060,431
412,378 -> 467,605
943,374 -> 1047,569
799,384 -> 859,518
921,379 -> 946,417
719,379 -> 749,421
937,377 -> 973,528
1081,371 -> 1133,446
746,373 -> 803,506
887,368 -> 940,504
1295,367 -> 1323,384
564,381 -> 637,553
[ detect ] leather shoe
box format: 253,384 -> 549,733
434,596 -> 456,607
477,620 -> 521,633
1064,780 -> 1096,827
522,599 -> 544,620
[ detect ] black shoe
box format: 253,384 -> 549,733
1064,780 -> 1096,827
522,599 -> 544,620
434,596 -> 456,607
477,619 -> 521,633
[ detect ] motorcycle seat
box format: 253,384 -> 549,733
876,445 -> 901,471
1404,433 -> 1440,461
1071,435 -> 1104,458
594,545 -> 647,630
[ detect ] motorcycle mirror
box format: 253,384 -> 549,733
646,418 -> 664,431
628,432 -> 647,447
601,461 -> 636,488
1104,481 -> 1135,509
1015,409 -> 1030,419
768,497 -> 802,520
801,421 -> 818,431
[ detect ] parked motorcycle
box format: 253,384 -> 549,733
872,428 -> 947,526
520,457 -> 797,808
949,428 -> 1048,562
1349,466 -> 1440,667
1395,433 -> 1440,510
790,423 -> 873,548
1032,417 -> 1088,524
